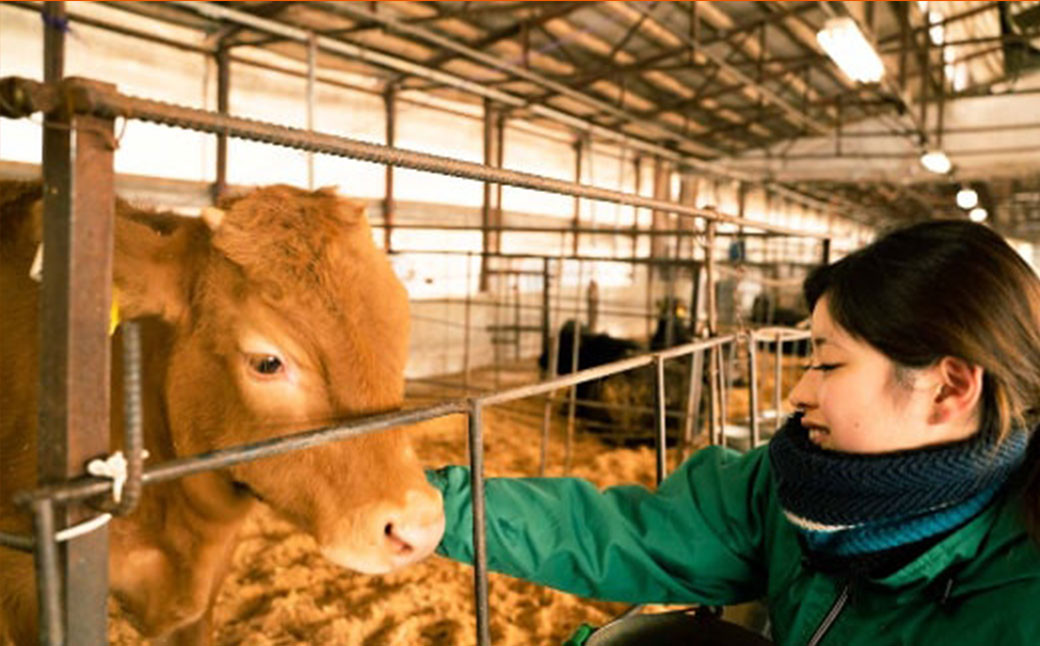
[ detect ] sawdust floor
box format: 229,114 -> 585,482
109,354 -> 803,645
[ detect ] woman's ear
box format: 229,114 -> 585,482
929,357 -> 984,426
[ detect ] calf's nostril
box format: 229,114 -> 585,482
384,522 -> 414,555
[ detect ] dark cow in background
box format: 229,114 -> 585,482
539,299 -> 706,445
0,182 -> 444,644
538,319 -> 643,432
540,319 -> 644,376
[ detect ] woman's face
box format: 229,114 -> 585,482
788,296 -> 955,454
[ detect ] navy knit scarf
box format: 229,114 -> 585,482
769,414 -> 1028,575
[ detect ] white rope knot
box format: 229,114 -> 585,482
86,450 -> 148,504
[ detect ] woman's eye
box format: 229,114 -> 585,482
809,363 -> 840,372
248,355 -> 284,376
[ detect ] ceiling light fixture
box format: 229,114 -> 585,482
956,187 -> 978,209
920,150 -> 952,174
969,207 -> 988,223
817,17 -> 885,83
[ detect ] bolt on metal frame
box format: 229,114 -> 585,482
0,75 -> 827,646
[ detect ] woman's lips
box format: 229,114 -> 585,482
807,428 -> 829,445
801,421 -> 830,445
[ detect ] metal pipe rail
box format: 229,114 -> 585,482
0,75 -> 829,240
13,400 -> 471,509
375,222 -> 805,238
393,248 -> 824,269
479,336 -> 735,407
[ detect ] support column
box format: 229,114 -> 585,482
383,84 -> 396,252
571,136 -> 584,256
306,34 -> 317,190
650,156 -> 671,260
213,45 -> 230,202
630,155 -> 642,266
42,2 -> 65,83
38,78 -> 116,646
479,99 -> 503,291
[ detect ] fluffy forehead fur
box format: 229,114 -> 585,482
192,185 -> 410,412
213,185 -> 357,293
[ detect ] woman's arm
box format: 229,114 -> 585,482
427,444 -> 773,605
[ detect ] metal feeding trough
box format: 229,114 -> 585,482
583,607 -> 773,646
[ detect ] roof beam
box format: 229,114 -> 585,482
420,2 -> 584,70
552,2 -> 817,92
625,2 -> 828,136
322,1 -> 730,157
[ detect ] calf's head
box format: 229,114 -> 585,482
115,185 -> 443,573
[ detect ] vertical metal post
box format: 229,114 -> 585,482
32,500 -> 62,646
38,10 -> 63,636
463,251 -> 473,392
479,99 -> 500,292
540,327 -> 560,478
650,156 -> 671,259
540,258 -> 551,373
645,260 -> 655,341
43,2 -> 65,83
920,27 -> 929,139
495,112 -> 505,237
937,42 -> 946,147
704,221 -> 719,444
383,84 -> 396,252
680,349 -> 704,463
689,262 -> 702,336
492,265 -> 502,390
540,260 -> 561,477
718,341 -> 730,447
631,155 -> 642,266
306,34 -> 317,190
467,402 -> 491,646
571,137 -> 583,256
748,335 -> 760,449
39,78 -> 116,646
775,331 -> 784,432
654,356 -> 668,484
670,244 -> 681,346
512,275 -> 521,361
564,261 -> 584,475
213,45 -> 230,202
821,237 -> 832,265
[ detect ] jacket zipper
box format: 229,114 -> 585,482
806,583 -> 851,646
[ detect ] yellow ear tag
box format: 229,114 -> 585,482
110,289 -> 121,336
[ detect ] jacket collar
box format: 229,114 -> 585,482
874,485 -> 1040,600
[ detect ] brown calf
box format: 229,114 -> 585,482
0,182 -> 444,644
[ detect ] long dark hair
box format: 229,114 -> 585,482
803,220 -> 1040,542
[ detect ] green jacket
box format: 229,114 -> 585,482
428,445 -> 1040,645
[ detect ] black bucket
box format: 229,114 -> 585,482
585,608 -> 773,646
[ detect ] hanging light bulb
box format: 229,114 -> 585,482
969,207 -> 988,223
920,150 -> 952,174
956,187 -> 978,209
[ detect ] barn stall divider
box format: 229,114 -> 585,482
0,74 -> 818,646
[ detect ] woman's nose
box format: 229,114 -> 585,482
788,369 -> 816,411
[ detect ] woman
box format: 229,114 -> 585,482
428,220 -> 1040,644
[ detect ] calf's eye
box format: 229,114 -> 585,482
248,354 -> 284,376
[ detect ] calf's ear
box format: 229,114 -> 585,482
113,214 -> 202,324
